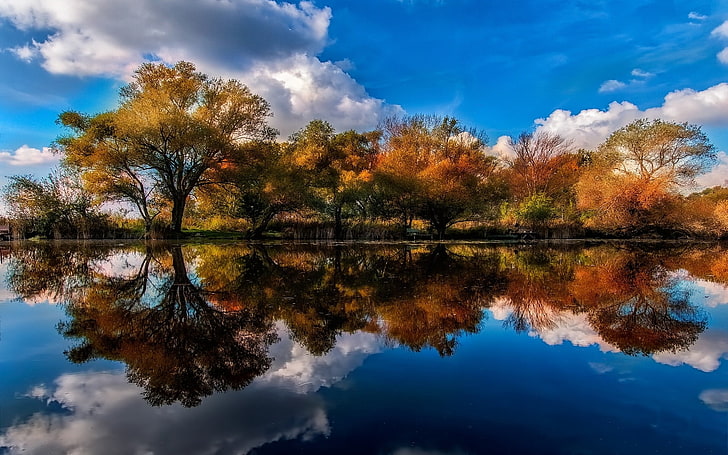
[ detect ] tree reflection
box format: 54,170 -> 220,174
569,248 -> 707,355
46,244 -> 276,407
497,247 -> 580,333
3,241 -> 718,406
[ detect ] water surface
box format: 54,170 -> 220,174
0,241 -> 727,454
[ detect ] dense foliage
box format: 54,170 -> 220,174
1,62 -> 723,239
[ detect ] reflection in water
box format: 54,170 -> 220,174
0,369 -> 330,455
4,241 -> 720,407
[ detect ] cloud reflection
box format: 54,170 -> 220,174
653,330 -> 728,372
0,328 -> 385,455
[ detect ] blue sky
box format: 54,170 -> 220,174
1,0 -> 728,189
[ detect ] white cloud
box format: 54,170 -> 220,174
0,371 -> 330,455
7,43 -> 38,62
534,312 -> 619,352
688,12 -> 708,21
699,388 -> 728,412
0,0 -> 401,137
689,278 -> 728,308
717,48 -> 728,64
653,330 -> 728,372
712,21 -> 728,64
0,323 -> 383,454
699,151 -> 728,188
536,83 -> 728,150
262,323 -> 383,393
630,68 -> 654,78
0,145 -> 59,166
598,79 -> 627,93
535,101 -> 642,150
239,54 -> 403,136
483,135 -> 514,161
712,21 -> 728,39
653,83 -> 728,125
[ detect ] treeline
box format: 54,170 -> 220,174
2,61 -> 725,240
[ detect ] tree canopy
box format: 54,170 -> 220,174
56,61 -> 277,235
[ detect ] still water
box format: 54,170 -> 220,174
0,241 -> 727,454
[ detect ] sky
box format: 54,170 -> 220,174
1,0 -> 728,190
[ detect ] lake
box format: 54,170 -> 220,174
0,241 -> 727,454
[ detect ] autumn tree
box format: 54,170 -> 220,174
197,141 -> 309,238
56,111 -> 163,235
288,120 -> 380,239
577,119 -> 716,235
506,131 -> 577,200
56,245 -> 278,407
376,115 -> 504,238
57,61 -> 277,236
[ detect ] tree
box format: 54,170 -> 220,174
57,111 -> 163,235
600,118 -> 716,187
197,141 -> 310,238
506,131 -> 576,200
288,120 -> 380,239
376,115 -> 503,238
576,119 -> 716,235
56,245 -> 278,407
57,61 -> 277,235
2,168 -> 107,239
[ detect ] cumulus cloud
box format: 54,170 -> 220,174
536,83 -> 728,150
534,312 -> 619,352
240,54 -> 403,136
483,135 -> 515,161
653,330 -> 728,372
712,21 -> 728,39
598,79 -> 627,93
535,101 -> 642,150
718,48 -> 728,64
699,151 -> 728,188
0,145 -> 59,166
654,83 -> 728,125
0,0 -> 401,136
688,12 -> 708,21
0,371 -> 330,455
0,324 -> 385,454
262,323 -> 383,393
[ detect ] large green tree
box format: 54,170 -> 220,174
57,61 -> 277,235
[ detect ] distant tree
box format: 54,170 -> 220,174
376,115 -> 503,238
506,131 -> 577,200
288,120 -> 380,239
56,61 -> 277,235
576,119 -> 716,235
197,141 -> 310,238
600,118 -> 716,187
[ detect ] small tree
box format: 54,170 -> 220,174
2,168 -> 107,239
516,193 -> 557,230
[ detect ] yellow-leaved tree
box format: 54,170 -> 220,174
56,61 -> 277,236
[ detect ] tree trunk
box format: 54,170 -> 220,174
170,194 -> 188,236
334,205 -> 343,240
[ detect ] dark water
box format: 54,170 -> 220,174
0,241 -> 727,454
